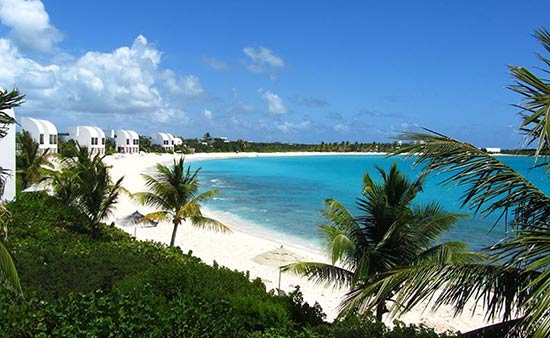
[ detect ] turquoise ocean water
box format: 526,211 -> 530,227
194,155 -> 550,251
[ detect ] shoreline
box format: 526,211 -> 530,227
103,151 -> 497,333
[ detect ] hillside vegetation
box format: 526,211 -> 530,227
1,192 -> 454,337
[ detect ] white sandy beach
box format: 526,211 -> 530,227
104,152 -> 496,334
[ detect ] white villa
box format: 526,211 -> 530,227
116,129 -> 139,154
173,137 -> 183,146
0,108 -> 16,201
21,117 -> 58,154
151,132 -> 175,151
66,126 -> 106,156
484,147 -> 502,154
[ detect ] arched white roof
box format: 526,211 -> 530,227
118,129 -> 138,139
127,130 -> 139,139
40,119 -> 58,135
92,126 -> 105,138
75,126 -> 104,139
79,126 -> 97,138
117,129 -> 131,139
22,117 -> 45,135
155,132 -> 173,141
21,117 -> 58,141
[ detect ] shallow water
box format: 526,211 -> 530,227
194,155 -> 550,251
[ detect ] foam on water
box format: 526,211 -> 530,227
192,155 -> 550,251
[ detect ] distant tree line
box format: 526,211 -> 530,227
178,136 -> 405,154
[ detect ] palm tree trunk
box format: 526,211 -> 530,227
91,222 -> 100,239
170,219 -> 179,247
375,302 -> 387,322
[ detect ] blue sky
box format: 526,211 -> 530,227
0,0 -> 548,147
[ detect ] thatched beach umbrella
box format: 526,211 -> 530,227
252,245 -> 303,290
21,184 -> 45,193
21,182 -> 49,193
116,210 -> 158,237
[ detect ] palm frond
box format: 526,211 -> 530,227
283,261 -> 354,289
342,263 -> 534,322
0,88 -> 24,139
134,191 -> 173,212
410,204 -> 468,248
417,241 -> 485,265
319,225 -> 357,265
143,211 -> 170,222
175,201 -> 203,220
187,215 -> 231,232
0,240 -> 22,296
395,130 -> 550,230
491,226 -> 550,337
190,189 -> 219,204
95,176 -> 124,224
321,199 -> 362,250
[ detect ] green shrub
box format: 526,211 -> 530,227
2,193 -> 457,338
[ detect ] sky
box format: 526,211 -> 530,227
0,0 -> 548,147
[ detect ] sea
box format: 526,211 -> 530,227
193,155 -> 550,251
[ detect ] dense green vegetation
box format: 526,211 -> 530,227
1,193 -> 457,337
49,144 -> 124,238
15,130 -> 52,190
135,132 -> 403,154
181,137 -> 402,154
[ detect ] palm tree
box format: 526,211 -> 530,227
0,88 -> 24,296
371,29 -> 550,337
51,144 -> 123,238
135,157 -> 230,247
0,89 -> 24,193
285,163 -> 473,321
74,148 -> 124,238
16,130 -> 52,190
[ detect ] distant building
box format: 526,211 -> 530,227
116,129 -> 139,154
66,126 -> 106,156
21,117 -> 58,154
0,108 -> 16,201
173,137 -> 183,146
484,147 -> 501,154
151,132 -> 174,151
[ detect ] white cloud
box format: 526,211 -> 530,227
292,95 -> 328,108
0,34 -> 205,131
243,46 -> 284,73
258,89 -> 287,114
203,108 -> 213,120
202,56 -> 228,71
163,70 -> 204,97
276,120 -> 311,133
230,116 -> 240,125
181,75 -> 203,96
0,0 -> 62,52
151,108 -> 179,123
333,123 -> 349,132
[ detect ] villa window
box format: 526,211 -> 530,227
126,139 -> 130,145
133,139 -> 139,145
49,134 -> 57,144
102,138 -> 105,145
91,137 -> 98,145
39,134 -> 44,144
